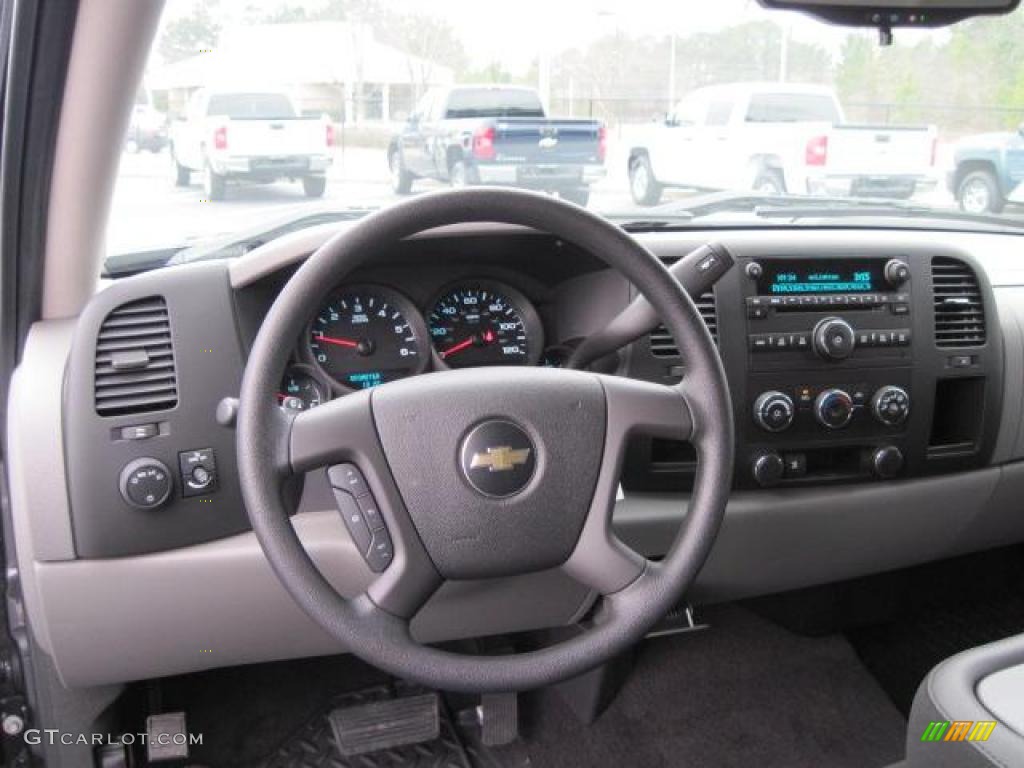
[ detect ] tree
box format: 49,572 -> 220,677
158,1 -> 221,64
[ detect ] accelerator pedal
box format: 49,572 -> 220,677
329,691 -> 440,756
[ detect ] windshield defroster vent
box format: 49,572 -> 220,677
932,257 -> 985,348
649,292 -> 718,358
94,296 -> 178,416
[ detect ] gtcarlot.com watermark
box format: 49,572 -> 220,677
23,729 -> 203,747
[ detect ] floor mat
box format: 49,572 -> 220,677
261,684 -> 470,768
521,605 -> 906,768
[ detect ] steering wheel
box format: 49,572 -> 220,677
237,188 -> 734,693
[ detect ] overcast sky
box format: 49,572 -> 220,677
166,0 -> 943,72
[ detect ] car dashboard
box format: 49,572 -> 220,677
11,221 -> 1024,688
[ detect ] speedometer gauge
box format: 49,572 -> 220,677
309,286 -> 428,389
428,282 -> 543,368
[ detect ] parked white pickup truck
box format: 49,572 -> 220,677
627,83 -> 937,206
169,89 -> 333,200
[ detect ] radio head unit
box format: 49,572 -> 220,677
757,258 -> 890,296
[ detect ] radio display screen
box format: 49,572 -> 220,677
758,259 -> 884,295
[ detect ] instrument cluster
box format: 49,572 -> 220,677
277,279 -> 555,411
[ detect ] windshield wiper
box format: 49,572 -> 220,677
640,190 -> 1022,229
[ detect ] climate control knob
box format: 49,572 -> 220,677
752,451 -> 785,488
753,391 -> 795,433
872,385 -> 910,426
871,446 -> 905,479
812,317 -> 856,361
814,388 -> 854,429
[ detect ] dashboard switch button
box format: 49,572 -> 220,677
119,458 -> 173,510
178,448 -> 217,497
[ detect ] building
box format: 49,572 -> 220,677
148,22 -> 455,124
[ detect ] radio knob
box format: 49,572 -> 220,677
884,259 -> 911,287
752,451 -> 785,488
753,391 -> 795,433
871,385 -> 910,426
814,388 -> 854,429
812,317 -> 856,361
871,446 -> 904,479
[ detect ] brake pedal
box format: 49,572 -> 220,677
328,692 -> 440,756
145,711 -> 190,763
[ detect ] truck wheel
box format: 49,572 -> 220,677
171,150 -> 190,187
203,163 -> 226,201
389,149 -> 414,194
302,176 -> 327,198
559,188 -> 590,207
629,154 -> 662,206
753,169 -> 785,195
958,170 -> 1005,214
449,160 -> 478,188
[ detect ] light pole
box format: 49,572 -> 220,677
668,33 -> 677,112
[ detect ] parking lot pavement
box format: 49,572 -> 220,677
105,143 -> 1013,259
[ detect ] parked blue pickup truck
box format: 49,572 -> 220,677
387,85 -> 606,206
948,125 -> 1024,213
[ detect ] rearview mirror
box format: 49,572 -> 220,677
759,0 -> 1019,28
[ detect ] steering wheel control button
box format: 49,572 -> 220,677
814,388 -> 854,429
753,391 -> 794,432
812,317 -> 856,361
752,452 -> 785,488
356,495 -> 385,531
327,463 -> 369,498
365,529 -> 394,572
331,489 -> 373,555
460,420 -> 536,498
178,448 -> 217,497
119,458 -> 173,510
871,385 -> 910,426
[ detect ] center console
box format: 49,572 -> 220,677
624,246 -> 1002,492
743,256 -> 914,487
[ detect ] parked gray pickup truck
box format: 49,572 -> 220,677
387,85 -> 606,206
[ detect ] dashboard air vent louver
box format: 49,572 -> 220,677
94,296 -> 178,416
932,257 -> 985,348
649,292 -> 718,358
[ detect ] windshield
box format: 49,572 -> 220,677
105,0 -> 1024,268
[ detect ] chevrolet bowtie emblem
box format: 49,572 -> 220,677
469,446 -> 532,472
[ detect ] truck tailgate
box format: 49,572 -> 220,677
827,125 -> 936,176
493,119 -> 603,164
221,118 -> 326,157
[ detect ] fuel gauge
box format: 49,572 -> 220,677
278,367 -> 326,412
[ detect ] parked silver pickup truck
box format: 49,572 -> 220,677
627,83 -> 937,205
169,89 -> 333,200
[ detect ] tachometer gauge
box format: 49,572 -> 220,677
309,286 -> 428,389
278,367 -> 326,412
428,282 -> 543,368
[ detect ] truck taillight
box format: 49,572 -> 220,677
472,125 -> 496,161
598,125 -> 607,163
805,135 -> 828,167
213,125 -> 228,151
326,123 -> 336,148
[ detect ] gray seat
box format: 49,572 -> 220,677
903,632 -> 1024,767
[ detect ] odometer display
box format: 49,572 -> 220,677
428,283 -> 542,368
309,287 -> 427,389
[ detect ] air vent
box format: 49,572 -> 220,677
94,296 -> 178,416
649,292 -> 718,358
932,257 -> 986,348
